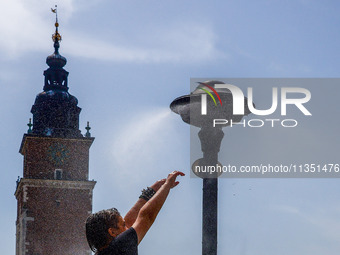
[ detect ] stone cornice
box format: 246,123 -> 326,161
15,178 -> 96,198
19,134 -> 95,155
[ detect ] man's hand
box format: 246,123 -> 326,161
150,171 -> 185,191
165,171 -> 185,189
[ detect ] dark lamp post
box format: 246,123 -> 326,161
170,80 -> 250,255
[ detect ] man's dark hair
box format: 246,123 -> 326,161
86,208 -> 121,252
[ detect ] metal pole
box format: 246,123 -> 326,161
202,178 -> 218,255
199,128 -> 224,255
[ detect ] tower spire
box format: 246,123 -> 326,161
44,6 -> 68,91
29,7 -> 82,138
51,5 -> 62,54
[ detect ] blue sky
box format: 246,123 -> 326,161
1,0 -> 340,254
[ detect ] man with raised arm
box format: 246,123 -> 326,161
85,170 -> 185,255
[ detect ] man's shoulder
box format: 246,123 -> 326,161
117,227 -> 138,243
100,228 -> 138,255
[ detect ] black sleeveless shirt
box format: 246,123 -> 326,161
98,227 -> 138,255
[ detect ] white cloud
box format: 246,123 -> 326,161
0,0 -> 222,63
0,0 -> 78,58
63,22 -> 222,63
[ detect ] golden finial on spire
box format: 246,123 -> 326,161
51,5 -> 61,43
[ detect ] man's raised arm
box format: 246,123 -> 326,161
124,179 -> 166,228
132,171 -> 184,244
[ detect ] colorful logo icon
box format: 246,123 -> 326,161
198,82 -> 223,107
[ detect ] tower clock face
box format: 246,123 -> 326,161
48,144 -> 69,166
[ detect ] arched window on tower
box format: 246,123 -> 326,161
54,169 -> 63,180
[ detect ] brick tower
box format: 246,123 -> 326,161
15,12 -> 96,255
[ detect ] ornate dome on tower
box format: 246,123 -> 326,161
31,16 -> 82,138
